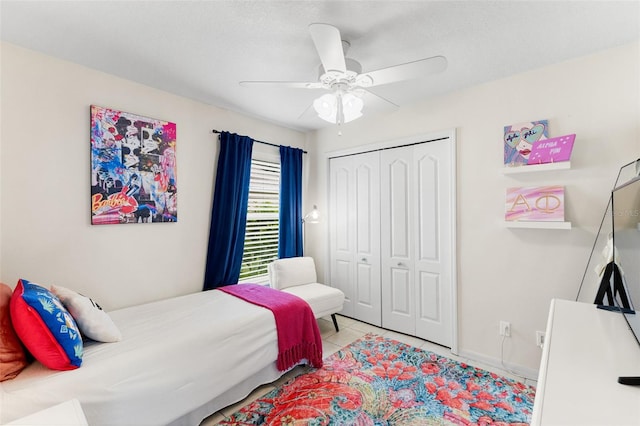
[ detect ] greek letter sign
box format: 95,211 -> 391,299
505,186 -> 565,222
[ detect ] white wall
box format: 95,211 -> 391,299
305,42 -> 640,376
0,42 -> 306,311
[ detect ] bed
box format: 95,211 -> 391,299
1,288 -> 310,425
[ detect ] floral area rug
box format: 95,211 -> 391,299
217,333 -> 536,425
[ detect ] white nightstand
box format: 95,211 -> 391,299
6,399 -> 88,425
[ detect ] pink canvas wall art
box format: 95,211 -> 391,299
503,120 -> 548,166
505,186 -> 565,221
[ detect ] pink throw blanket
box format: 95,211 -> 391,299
218,284 -> 323,371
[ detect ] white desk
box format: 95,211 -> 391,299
532,299 -> 640,425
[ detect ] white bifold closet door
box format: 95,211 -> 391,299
329,151 -> 381,326
380,139 -> 454,347
329,136 -> 454,347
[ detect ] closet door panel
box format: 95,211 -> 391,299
390,266 -> 412,314
389,159 -> 411,258
329,152 -> 381,325
333,259 -> 353,314
413,140 -> 453,347
417,155 -> 439,261
381,149 -> 415,334
355,263 -> 374,308
329,157 -> 355,317
354,152 -> 381,325
334,167 -> 351,251
355,163 -> 374,254
417,271 -> 440,322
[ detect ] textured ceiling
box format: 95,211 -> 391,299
1,1 -> 639,131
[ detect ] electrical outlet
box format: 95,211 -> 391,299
499,321 -> 511,337
536,331 -> 545,348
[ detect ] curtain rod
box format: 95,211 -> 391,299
212,129 -> 307,154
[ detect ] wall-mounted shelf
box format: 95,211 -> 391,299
505,221 -> 572,230
503,161 -> 571,175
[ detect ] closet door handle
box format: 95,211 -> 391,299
397,262 -> 406,267
361,257 -> 368,262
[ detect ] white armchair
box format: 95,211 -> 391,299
268,256 -> 345,332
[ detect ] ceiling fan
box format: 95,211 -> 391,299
240,23 -> 447,126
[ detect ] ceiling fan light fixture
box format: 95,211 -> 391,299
313,93 -> 337,122
342,93 -> 364,121
313,92 -> 363,124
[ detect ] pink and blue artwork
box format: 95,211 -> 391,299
504,120 -> 549,166
90,105 -> 177,225
528,134 -> 575,164
505,186 -> 565,221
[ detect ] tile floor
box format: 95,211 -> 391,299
201,315 -> 537,425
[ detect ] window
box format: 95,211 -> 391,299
239,158 -> 280,283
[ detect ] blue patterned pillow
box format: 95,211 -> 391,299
10,279 -> 83,370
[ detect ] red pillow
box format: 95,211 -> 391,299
0,283 -> 28,380
10,279 -> 83,370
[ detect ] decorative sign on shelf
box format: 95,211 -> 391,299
90,105 -> 177,225
505,186 -> 565,222
503,119 -> 549,166
529,134 -> 575,164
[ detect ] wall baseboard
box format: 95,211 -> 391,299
458,349 -> 540,382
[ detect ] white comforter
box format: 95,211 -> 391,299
1,290 -> 280,425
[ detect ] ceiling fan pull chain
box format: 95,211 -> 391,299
336,92 -> 344,126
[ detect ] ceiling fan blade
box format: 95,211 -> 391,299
360,56 -> 447,87
308,23 -> 346,73
240,81 -> 325,89
359,88 -> 399,112
298,101 -> 318,120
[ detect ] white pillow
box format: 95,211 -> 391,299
50,285 -> 122,343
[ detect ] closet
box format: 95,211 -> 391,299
329,133 -> 455,348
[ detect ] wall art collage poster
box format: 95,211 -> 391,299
90,105 -> 177,225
